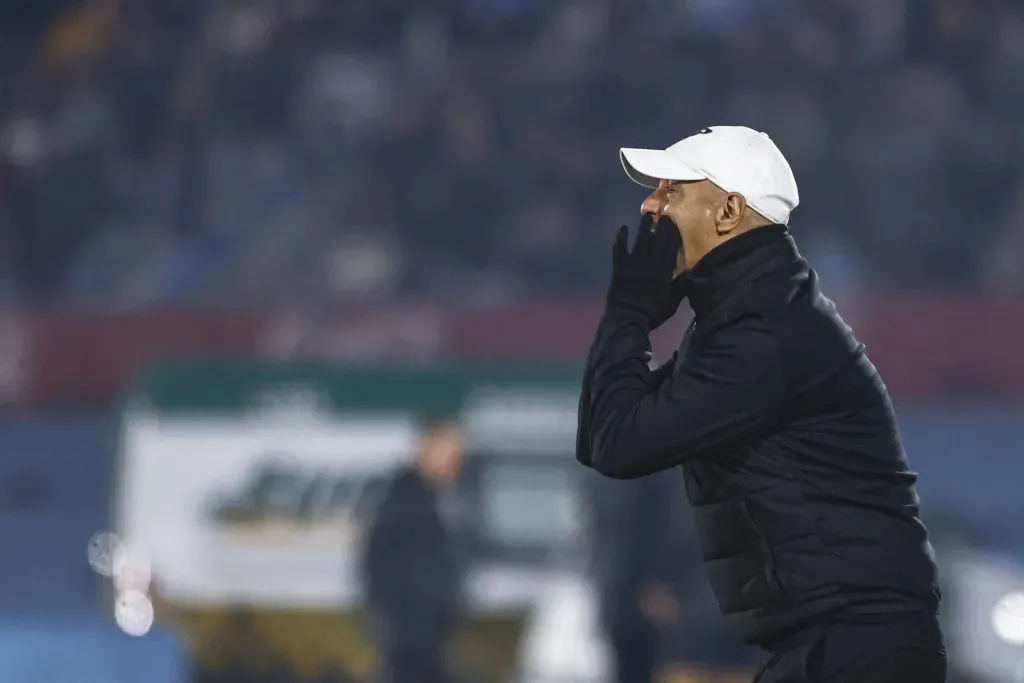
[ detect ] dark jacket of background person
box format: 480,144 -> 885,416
362,467 -> 461,670
588,468 -> 689,628
587,468 -> 692,683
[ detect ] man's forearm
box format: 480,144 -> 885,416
581,310 -> 785,478
578,309 -> 659,475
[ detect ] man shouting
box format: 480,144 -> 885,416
576,126 -> 945,683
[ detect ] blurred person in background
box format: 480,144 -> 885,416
362,420 -> 466,683
588,468 -> 690,683
657,571 -> 761,683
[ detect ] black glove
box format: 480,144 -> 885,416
606,214 -> 690,329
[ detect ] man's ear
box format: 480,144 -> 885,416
715,193 -> 747,235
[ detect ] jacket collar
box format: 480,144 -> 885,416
683,224 -> 799,319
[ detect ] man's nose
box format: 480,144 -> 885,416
641,192 -> 665,217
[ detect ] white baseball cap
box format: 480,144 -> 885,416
620,125 -> 799,225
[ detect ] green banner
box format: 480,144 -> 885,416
125,360 -> 584,420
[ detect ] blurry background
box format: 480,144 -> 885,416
0,0 -> 1022,682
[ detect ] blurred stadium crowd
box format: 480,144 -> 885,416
2,0 -> 1024,306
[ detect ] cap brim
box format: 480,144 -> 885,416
620,148 -> 705,189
